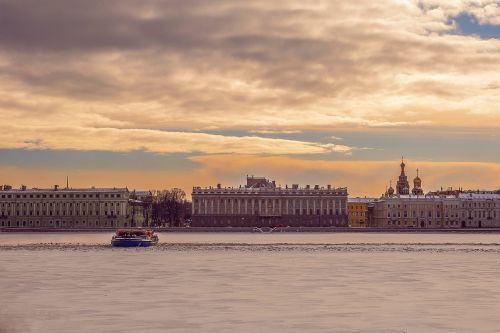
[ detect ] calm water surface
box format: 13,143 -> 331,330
1,233 -> 500,333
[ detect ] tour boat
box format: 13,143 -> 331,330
111,229 -> 159,247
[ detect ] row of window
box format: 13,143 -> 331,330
1,220 -> 119,227
194,207 -> 345,216
0,193 -> 123,199
387,220 -> 458,226
349,205 -> 367,210
387,210 -> 498,219
349,212 -> 365,217
0,210 -> 120,217
388,202 -> 499,209
1,202 -> 122,208
195,198 -> 346,208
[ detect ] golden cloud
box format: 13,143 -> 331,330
0,0 -> 498,139
0,125 -> 355,155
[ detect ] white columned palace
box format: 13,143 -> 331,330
191,176 -> 348,227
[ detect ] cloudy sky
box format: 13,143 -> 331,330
0,0 -> 499,196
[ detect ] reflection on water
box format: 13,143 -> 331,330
1,233 -> 500,333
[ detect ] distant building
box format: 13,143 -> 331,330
348,197 -> 377,227
458,192 -> 500,228
374,160 -> 500,228
191,176 -> 348,227
373,195 -> 462,228
0,186 -> 131,228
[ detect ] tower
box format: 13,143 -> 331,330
396,157 -> 410,195
412,168 -> 424,195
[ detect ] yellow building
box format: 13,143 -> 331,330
348,198 -> 376,227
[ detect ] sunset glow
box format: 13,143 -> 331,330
0,0 -> 499,194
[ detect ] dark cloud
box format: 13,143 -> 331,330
0,0 -> 498,133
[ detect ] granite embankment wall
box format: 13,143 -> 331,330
2,227 -> 500,233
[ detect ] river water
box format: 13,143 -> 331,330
1,232 -> 500,333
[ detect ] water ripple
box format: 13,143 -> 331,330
1,242 -> 500,253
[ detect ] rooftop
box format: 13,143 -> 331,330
458,193 -> 500,200
0,186 -> 129,193
348,197 -> 378,203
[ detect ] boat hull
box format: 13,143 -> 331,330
111,238 -> 154,247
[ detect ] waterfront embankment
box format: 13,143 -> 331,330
3,226 -> 500,233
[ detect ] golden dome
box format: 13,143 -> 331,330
387,185 -> 395,196
413,169 -> 422,186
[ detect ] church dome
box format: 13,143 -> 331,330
388,185 -> 395,196
412,168 -> 424,195
413,169 -> 422,187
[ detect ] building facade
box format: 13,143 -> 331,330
373,195 -> 461,228
376,160 -> 500,228
458,193 -> 500,228
348,198 -> 377,227
373,194 -> 500,228
191,176 -> 348,227
0,185 -> 131,228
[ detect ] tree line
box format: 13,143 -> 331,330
150,188 -> 192,227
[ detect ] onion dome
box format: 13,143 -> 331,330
387,183 -> 395,196
413,169 -> 422,187
412,168 -> 424,195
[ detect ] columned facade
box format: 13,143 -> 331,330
191,176 -> 348,227
373,193 -> 500,228
0,187 -> 130,228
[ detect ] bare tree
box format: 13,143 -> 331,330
151,188 -> 191,227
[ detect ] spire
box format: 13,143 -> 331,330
66,176 -> 69,189
396,157 -> 409,195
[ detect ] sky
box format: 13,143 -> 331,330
0,0 -> 499,197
